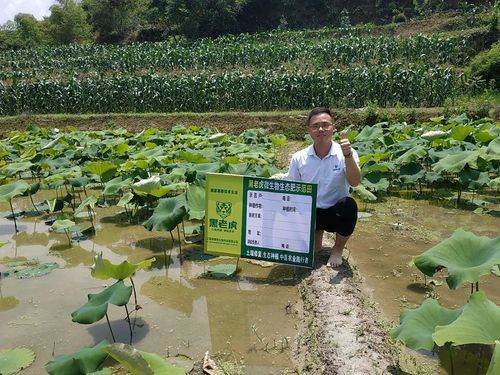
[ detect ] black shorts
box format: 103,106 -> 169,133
316,196 -> 358,236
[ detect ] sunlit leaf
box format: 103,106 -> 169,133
0,180 -> 30,203
411,229 -> 500,289
391,298 -> 462,350
0,347 -> 35,375
143,194 -> 187,232
186,183 -> 205,220
91,253 -> 155,280
207,264 -> 237,278
45,340 -> 109,375
433,292 -> 500,348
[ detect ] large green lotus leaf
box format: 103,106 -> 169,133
356,124 -> 383,141
140,351 -> 185,375
1,161 -> 33,177
394,145 -> 427,164
103,176 -> 133,195
117,192 -> 135,207
489,176 -> 500,189
433,292 -> 500,348
390,298 -> 462,351
432,151 -> 479,173
143,194 -> 187,232
102,343 -> 153,375
487,137 -> 500,155
207,264 -> 237,278
91,253 -> 155,280
351,184 -> 377,202
226,163 -> 253,175
51,219 -> 79,233
459,168 -> 490,190
75,195 -> 98,215
186,183 -> 205,220
190,162 -> 221,178
83,161 -> 118,181
45,340 -> 109,375
398,163 -> 425,184
362,161 -> 394,174
178,151 -> 210,163
0,347 -> 35,375
148,183 -> 186,198
451,125 -> 474,141
132,175 -> 161,195
15,262 -> 58,279
0,180 -> 30,203
421,130 -> 449,141
412,229 -> 500,289
361,172 -> 390,192
71,280 -> 132,324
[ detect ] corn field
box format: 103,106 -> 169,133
0,27 -> 488,115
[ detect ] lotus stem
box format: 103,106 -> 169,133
177,224 -> 183,258
124,304 -> 133,345
475,282 -> 479,292
8,201 -> 18,233
29,193 -> 39,213
170,231 -> 175,250
236,257 -> 240,274
471,283 -> 474,295
130,277 -> 138,307
105,312 -> 116,343
449,345 -> 455,375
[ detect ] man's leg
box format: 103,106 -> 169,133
327,233 -> 349,267
314,230 -> 324,252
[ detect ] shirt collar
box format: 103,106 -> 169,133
307,143 -> 336,158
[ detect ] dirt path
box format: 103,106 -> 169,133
292,243 -> 398,375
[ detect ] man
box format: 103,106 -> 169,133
287,107 -> 361,267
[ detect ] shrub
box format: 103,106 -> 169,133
468,41 -> 500,89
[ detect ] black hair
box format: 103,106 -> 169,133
306,107 -> 332,126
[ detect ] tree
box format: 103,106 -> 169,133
165,0 -> 245,39
48,0 -> 93,44
14,13 -> 49,47
82,0 -> 151,43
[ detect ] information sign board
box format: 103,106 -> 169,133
205,173 -> 317,267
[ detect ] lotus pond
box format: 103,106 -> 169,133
0,116 -> 499,374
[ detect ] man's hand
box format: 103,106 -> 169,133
339,130 -> 352,158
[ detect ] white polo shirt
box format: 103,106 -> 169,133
287,143 -> 359,209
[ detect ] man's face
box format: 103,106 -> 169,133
308,113 -> 336,142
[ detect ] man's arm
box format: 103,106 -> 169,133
344,152 -> 361,187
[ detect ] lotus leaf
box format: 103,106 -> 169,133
395,145 -> 427,164
45,340 -> 109,375
351,185 -> 377,202
117,192 -> 135,207
1,161 -> 33,177
0,181 -> 30,203
140,351 -> 185,375
91,253 -> 155,280
83,161 -> 118,182
412,229 -> 500,289
399,163 -> 425,184
51,219 -> 79,233
459,168 -> 490,190
178,151 -> 211,163
103,176 -> 133,195
75,195 -> 98,215
226,163 -> 253,175
356,124 -> 383,141
432,151 -> 479,173
450,124 -> 473,141
0,347 -> 35,375
186,183 -> 205,220
15,262 -> 58,279
361,172 -> 390,192
102,343 -> 153,374
487,137 -> 500,155
433,292 -> 500,351
71,280 -> 132,324
143,194 -> 187,232
486,341 -> 500,375
391,298 -> 462,350
207,264 -> 237,278
209,133 -> 227,142
132,175 -> 161,194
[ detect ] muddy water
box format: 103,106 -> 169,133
0,197 -> 299,374
1,192 -> 499,374
347,197 -> 499,374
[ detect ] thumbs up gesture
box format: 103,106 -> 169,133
339,130 -> 352,158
